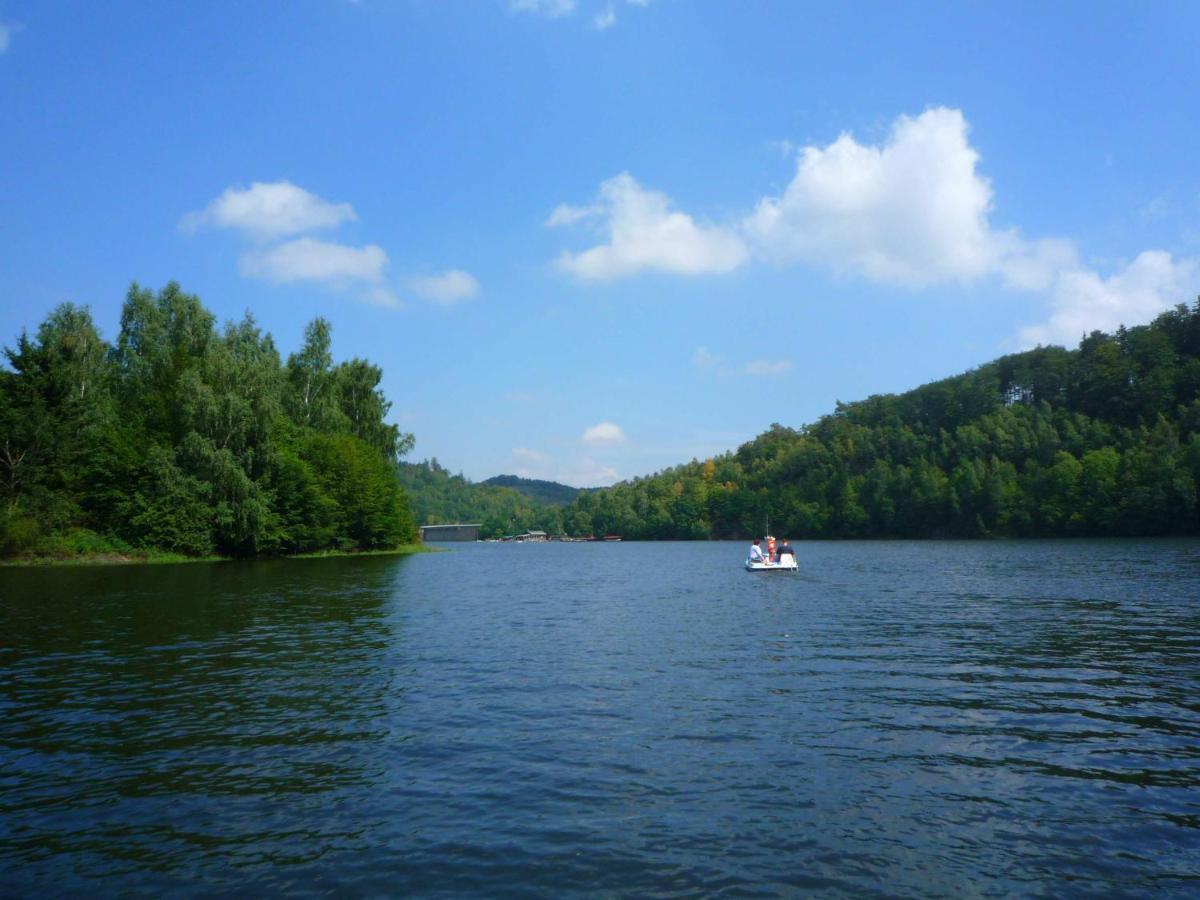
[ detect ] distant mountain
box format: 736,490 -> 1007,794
482,475 -> 580,506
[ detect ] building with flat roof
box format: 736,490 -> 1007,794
419,523 -> 481,542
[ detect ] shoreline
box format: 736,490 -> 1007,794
0,543 -> 435,569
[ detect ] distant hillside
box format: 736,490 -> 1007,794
397,460 -> 563,538
482,475 -> 580,506
559,299 -> 1200,540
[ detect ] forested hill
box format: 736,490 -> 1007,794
560,299 -> 1200,540
398,461 -> 566,538
482,475 -> 580,506
0,283 -> 417,559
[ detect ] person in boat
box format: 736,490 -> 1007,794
748,539 -> 767,564
776,539 -> 796,561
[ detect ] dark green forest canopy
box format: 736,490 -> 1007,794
398,460 -> 569,539
7,284 -> 1200,553
1,282 -> 417,558
482,475 -> 581,506
558,299 -> 1200,540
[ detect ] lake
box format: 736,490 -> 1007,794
2,540 -> 1199,897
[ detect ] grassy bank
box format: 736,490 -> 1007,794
1,536 -> 433,568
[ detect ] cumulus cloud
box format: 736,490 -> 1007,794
544,107 -> 1192,347
240,237 -> 388,285
1018,251 -> 1199,348
181,181 -> 356,240
582,421 -> 627,444
509,0 -> 576,18
744,359 -> 793,376
746,108 -> 1004,285
554,172 -> 748,280
184,179 -> 482,310
408,269 -> 481,305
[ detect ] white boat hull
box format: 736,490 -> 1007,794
745,558 -> 798,572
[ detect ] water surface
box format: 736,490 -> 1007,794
2,540 -> 1199,896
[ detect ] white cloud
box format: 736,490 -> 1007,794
582,421 -> 627,444
506,447 -> 619,488
744,359 -> 793,376
509,0 -> 576,18
182,181 -> 356,240
546,203 -> 599,227
1018,251 -> 1199,348
745,107 -> 1012,286
0,22 -> 11,53
513,447 -> 549,464
993,234 -> 1079,292
593,5 -> 616,29
362,286 -> 403,308
554,172 -> 749,280
564,457 -> 620,488
240,237 -> 388,285
408,269 -> 481,305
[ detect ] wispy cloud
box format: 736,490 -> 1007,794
593,5 -> 616,29
240,237 -> 388,285
744,359 -> 793,377
564,456 -> 620,487
694,347 -> 793,378
693,346 -> 720,370
545,203 -> 599,227
506,447 -> 619,488
553,172 -> 748,280
408,269 -> 481,305
0,22 -> 12,54
509,0 -> 576,18
582,421 -> 627,444
513,446 -> 549,464
180,181 -> 356,240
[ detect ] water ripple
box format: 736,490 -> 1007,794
2,541 -> 1199,896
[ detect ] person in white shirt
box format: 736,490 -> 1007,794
748,539 -> 766,563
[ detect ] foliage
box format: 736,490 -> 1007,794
399,460 -> 565,538
0,284 -> 417,558
480,474 -> 581,506
558,299 -> 1200,540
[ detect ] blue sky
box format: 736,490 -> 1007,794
2,1 -> 1199,486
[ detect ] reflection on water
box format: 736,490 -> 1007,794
2,541 -> 1199,896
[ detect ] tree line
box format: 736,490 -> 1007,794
558,300 -> 1200,540
1,282 -> 417,559
398,460 -> 570,538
